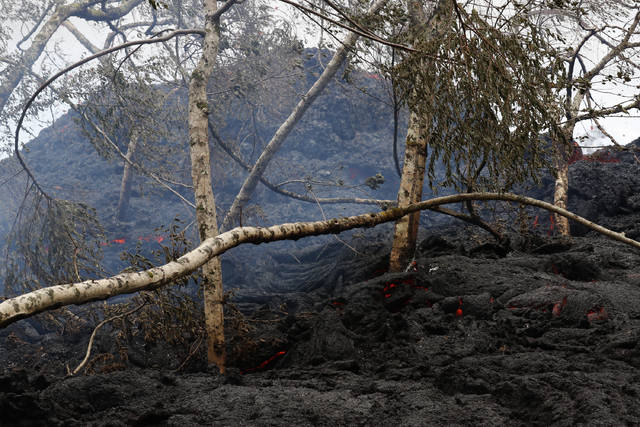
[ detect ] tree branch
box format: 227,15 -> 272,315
68,301 -> 146,376
580,11 -> 640,84
573,97 -> 640,122
16,2 -> 55,51
276,0 -> 416,52
221,0 -> 388,231
61,20 -> 102,55
209,121 -> 392,207
2,191 -> 638,329
72,0 -> 142,21
13,28 -> 205,200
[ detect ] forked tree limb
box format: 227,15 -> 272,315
1,192 -> 637,329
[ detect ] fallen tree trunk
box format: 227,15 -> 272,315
1,192 -> 637,328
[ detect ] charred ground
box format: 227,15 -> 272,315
2,139 -> 640,425
3,144 -> 640,425
2,225 -> 640,426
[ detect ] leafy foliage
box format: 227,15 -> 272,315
76,61 -> 189,182
393,4 -> 567,193
3,190 -> 104,295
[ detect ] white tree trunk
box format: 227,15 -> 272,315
389,112 -> 427,271
188,0 -> 225,372
389,0 -> 452,271
553,153 -> 570,235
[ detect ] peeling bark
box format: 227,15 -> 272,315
553,124 -> 576,236
389,113 -> 427,271
389,0 -> 452,271
2,192 -> 638,329
553,159 -> 570,235
188,0 -> 225,372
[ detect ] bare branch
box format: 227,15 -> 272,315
221,0 -> 388,230
103,19 -> 175,48
573,97 -> 640,122
72,0 -> 142,21
61,20 -> 102,55
76,108 -> 196,208
2,191 -> 639,329
581,11 -> 640,84
16,2 -> 55,51
277,0 -> 416,52
68,301 -> 146,376
209,122 -> 392,207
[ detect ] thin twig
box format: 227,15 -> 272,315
68,301 -> 146,376
277,0 -> 417,52
175,333 -> 203,372
308,187 -> 364,256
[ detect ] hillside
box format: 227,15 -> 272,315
2,46 -> 640,425
0,50 -> 412,287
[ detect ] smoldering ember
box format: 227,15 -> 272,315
1,1 -> 640,426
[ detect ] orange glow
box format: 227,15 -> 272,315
552,296 -> 567,316
586,307 -> 607,322
383,283 -> 397,292
241,351 -> 286,374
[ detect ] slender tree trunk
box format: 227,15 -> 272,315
554,86 -> 585,236
389,0 -> 452,271
116,131 -> 138,221
220,0 -> 387,231
188,0 -> 225,373
552,126 -> 573,235
389,113 -> 427,271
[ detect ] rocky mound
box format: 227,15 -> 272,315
2,224 -> 640,426
2,138 -> 640,426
